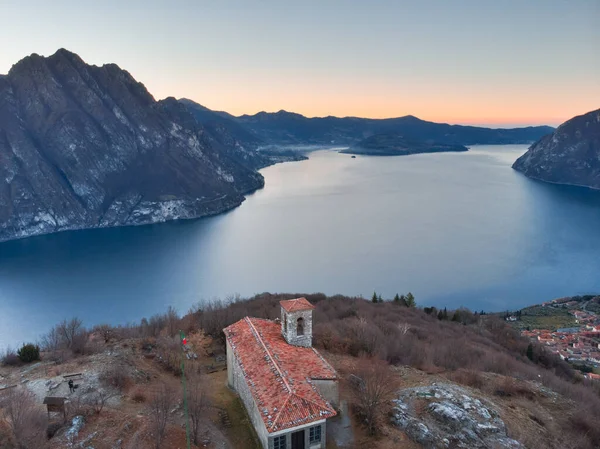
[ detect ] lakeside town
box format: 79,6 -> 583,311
508,295 -> 600,381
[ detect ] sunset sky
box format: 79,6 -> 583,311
0,0 -> 598,127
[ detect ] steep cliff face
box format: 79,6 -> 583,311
513,109 -> 600,190
0,49 -> 264,242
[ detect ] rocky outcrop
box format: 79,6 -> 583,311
513,109 -> 600,190
341,133 -> 468,156
0,49 -> 264,242
392,384 -> 523,449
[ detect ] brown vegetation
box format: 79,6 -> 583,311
0,388 -> 47,449
192,292 -> 600,448
148,383 -> 175,449
3,292 -> 600,449
348,358 -> 400,435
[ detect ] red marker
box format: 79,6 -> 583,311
182,337 -> 187,345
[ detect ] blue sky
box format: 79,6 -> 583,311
0,0 -> 598,126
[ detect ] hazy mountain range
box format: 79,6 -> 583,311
182,100 -> 554,148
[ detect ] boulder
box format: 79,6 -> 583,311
392,384 -> 522,449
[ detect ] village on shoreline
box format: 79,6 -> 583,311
505,295 -> 600,380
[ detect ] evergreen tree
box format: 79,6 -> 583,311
17,343 -> 40,363
406,292 -> 416,308
393,293 -> 401,303
452,311 -> 461,322
443,307 -> 448,320
399,294 -> 408,306
526,343 -> 534,361
378,294 -> 383,303
372,291 -> 378,303
437,310 -> 444,320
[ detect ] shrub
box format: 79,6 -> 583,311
0,388 -> 47,447
100,365 -> 130,391
17,343 -> 40,363
156,336 -> 183,375
148,383 -> 175,449
131,388 -> 147,403
349,358 -> 400,436
1,347 -> 21,366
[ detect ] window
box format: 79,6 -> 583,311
284,317 -> 287,334
297,317 -> 304,336
273,435 -> 286,449
309,425 -> 321,443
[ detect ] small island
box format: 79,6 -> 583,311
340,133 -> 469,156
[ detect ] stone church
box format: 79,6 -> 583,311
224,298 -> 339,449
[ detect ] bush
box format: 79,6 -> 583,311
100,365 -> 130,391
131,388 -> 147,403
156,337 -> 183,375
1,347 -> 21,366
17,343 -> 40,363
0,388 -> 47,447
349,358 -> 400,436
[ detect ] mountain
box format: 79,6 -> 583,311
178,98 -> 271,170
179,98 -> 309,166
0,49 -> 265,243
341,133 -> 468,156
513,109 -> 600,190
234,110 -> 554,146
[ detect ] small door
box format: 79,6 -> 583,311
291,429 -> 305,449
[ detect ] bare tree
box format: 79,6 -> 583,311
57,317 -> 83,348
166,306 -> 179,338
88,390 -> 118,415
186,370 -> 210,446
95,324 -> 113,343
349,358 -> 400,436
397,322 -> 411,335
148,383 -> 175,449
0,387 -> 47,448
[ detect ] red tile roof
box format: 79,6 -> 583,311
224,317 -> 336,432
279,297 -> 315,313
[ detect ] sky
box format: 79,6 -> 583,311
0,0 -> 598,127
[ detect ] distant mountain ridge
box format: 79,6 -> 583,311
0,49 -> 265,242
229,109 -> 554,146
513,109 -> 600,190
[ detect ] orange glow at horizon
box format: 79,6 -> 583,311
147,69 -> 599,127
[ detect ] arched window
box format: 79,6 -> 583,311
297,317 -> 304,336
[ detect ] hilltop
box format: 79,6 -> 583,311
2,293 -> 600,449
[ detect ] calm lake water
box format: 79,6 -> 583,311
2,145 -> 600,348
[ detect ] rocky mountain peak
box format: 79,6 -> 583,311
513,108 -> 600,190
0,49 -> 264,243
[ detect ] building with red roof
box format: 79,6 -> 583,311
224,298 -> 338,449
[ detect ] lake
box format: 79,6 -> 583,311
2,145 -> 600,348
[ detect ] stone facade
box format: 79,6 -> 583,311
227,339 -> 271,448
225,299 -> 336,449
227,339 -> 329,449
281,307 -> 313,347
